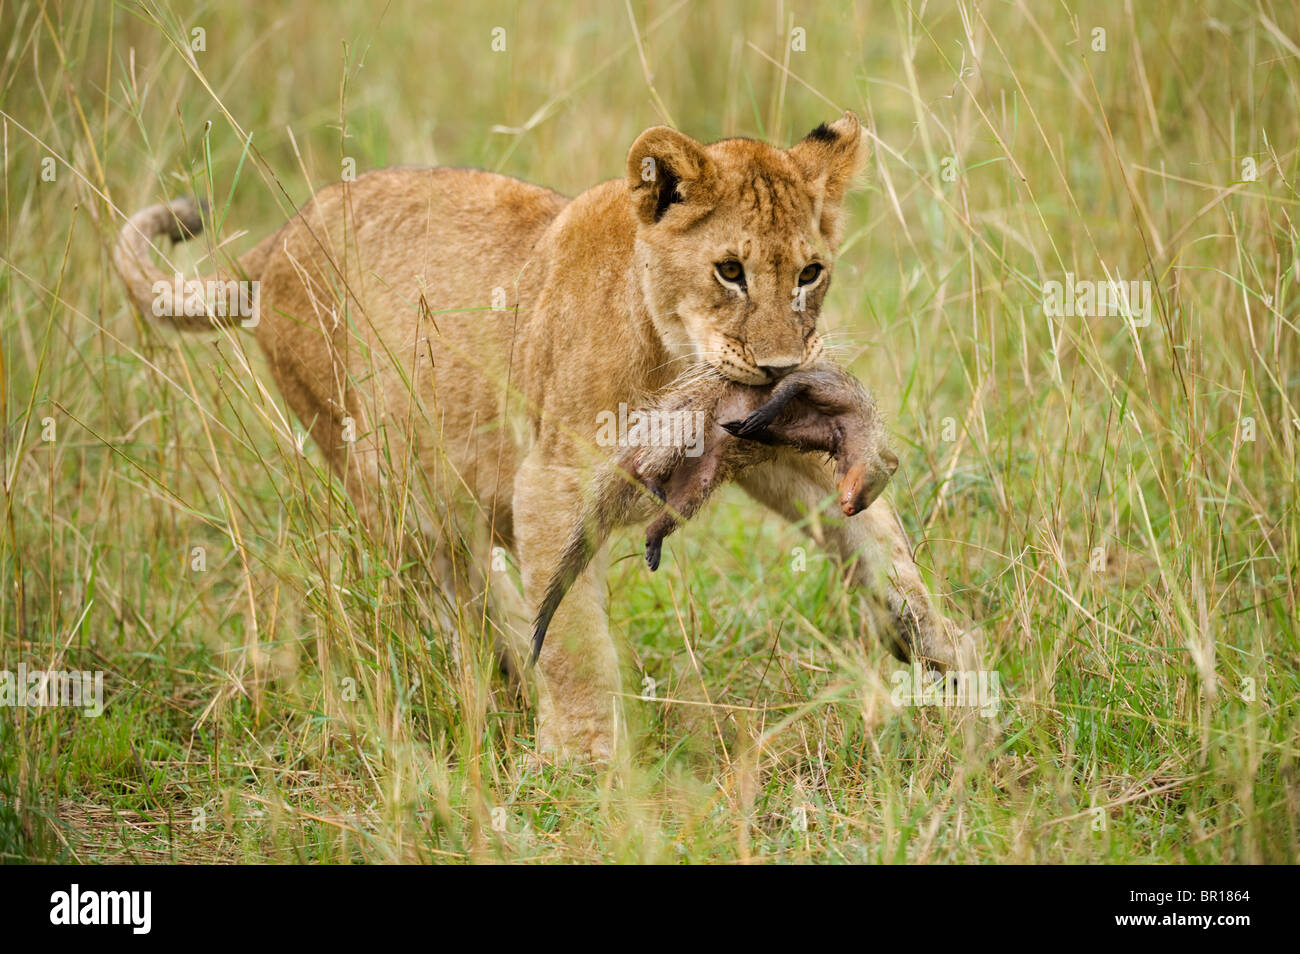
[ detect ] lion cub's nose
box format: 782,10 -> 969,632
758,361 -> 800,381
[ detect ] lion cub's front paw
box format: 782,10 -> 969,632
536,718 -> 616,766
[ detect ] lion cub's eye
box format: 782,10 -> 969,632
715,260 -> 745,285
798,263 -> 823,286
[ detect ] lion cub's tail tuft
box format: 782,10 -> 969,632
113,196 -> 258,330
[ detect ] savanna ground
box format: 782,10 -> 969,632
1,0 -> 1297,864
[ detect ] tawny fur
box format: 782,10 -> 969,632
113,111 -> 973,759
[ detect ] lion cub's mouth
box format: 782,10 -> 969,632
715,362 -> 775,386
708,333 -> 824,386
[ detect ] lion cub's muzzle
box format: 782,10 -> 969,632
722,332 -> 825,384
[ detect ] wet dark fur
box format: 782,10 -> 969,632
530,362 -> 897,662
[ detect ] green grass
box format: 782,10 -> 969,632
1,0 -> 1297,863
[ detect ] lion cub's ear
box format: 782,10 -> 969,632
626,127 -> 716,226
788,111 -> 869,242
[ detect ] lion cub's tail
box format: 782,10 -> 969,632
114,196 -> 268,330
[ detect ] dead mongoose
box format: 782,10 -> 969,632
530,362 -> 898,662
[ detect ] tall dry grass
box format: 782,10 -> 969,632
0,0 -> 1296,862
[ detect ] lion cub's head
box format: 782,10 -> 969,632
627,112 -> 867,385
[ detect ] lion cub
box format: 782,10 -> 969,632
531,363 -> 898,661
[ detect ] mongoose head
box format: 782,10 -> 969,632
721,363 -> 897,515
